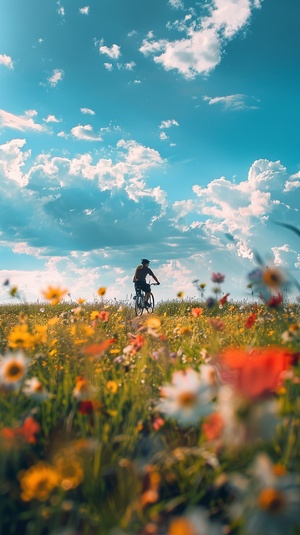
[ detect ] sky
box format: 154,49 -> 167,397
0,0 -> 300,304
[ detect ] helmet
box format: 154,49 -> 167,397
141,259 -> 150,264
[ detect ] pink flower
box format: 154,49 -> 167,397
211,272 -> 225,284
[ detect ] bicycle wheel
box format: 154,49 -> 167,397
135,294 -> 144,316
146,292 -> 155,313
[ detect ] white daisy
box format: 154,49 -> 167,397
158,368 -> 214,426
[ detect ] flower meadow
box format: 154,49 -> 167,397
0,270 -> 300,535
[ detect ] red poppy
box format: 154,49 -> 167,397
245,312 -> 257,328
219,293 -> 230,305
267,293 -> 283,307
220,346 -> 293,399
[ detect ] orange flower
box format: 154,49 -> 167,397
0,416 -> 40,448
191,307 -> 203,317
220,347 -> 293,399
41,285 -> 68,305
98,310 -> 110,322
202,412 -> 224,441
129,334 -> 145,351
81,338 -> 116,358
209,318 -> 225,331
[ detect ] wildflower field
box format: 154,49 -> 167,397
1,276 -> 300,535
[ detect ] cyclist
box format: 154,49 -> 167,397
133,259 -> 160,306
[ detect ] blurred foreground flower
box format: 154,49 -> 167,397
0,351 -> 29,390
41,285 -> 68,305
220,346 -> 293,399
168,507 -> 223,535
229,454 -> 300,535
1,416 -> 40,448
18,462 -> 61,502
211,272 -> 225,284
158,368 -> 214,426
23,377 -> 49,400
97,287 -> 106,297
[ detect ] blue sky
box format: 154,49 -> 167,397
0,0 -> 299,304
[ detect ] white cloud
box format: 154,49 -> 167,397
25,109 -> 38,117
0,138 -> 30,186
0,109 -> 48,133
104,63 -> 113,71
168,0 -> 184,9
133,79 -> 141,84
57,131 -> 68,138
43,114 -> 61,123
79,6 -> 89,15
99,42 -> 121,59
140,28 -> 221,78
48,69 -> 64,86
0,54 -> 14,68
159,119 -> 179,129
124,61 -> 136,70
160,132 -> 169,141
80,107 -> 95,115
203,94 -> 259,110
140,0 -> 261,78
284,171 -> 300,192
71,124 -> 103,142
57,1 -> 65,16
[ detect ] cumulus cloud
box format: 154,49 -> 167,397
1,137 -> 299,301
43,114 -> 61,123
79,6 -> 89,15
159,119 -> 179,129
0,54 -> 13,69
168,0 -> 184,9
104,63 -> 113,71
71,124 -> 103,142
48,69 -> 64,86
160,132 -> 169,141
0,138 -> 30,186
0,109 -> 48,133
140,0 -> 261,78
99,42 -> 121,59
80,107 -> 95,115
203,94 -> 260,110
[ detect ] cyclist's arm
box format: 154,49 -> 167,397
148,269 -> 160,284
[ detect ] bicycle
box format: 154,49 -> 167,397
134,283 -> 158,316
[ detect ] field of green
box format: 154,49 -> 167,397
0,282 -> 300,535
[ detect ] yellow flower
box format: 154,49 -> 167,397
33,325 -> 48,345
262,267 -> 285,289
9,285 -> 19,297
53,453 -> 84,491
8,324 -> 34,350
106,380 -> 118,393
0,351 -> 29,389
18,462 -> 61,502
146,316 -> 161,330
177,291 -> 184,298
97,287 -> 106,297
48,317 -> 60,326
41,286 -> 68,305
77,298 -> 86,305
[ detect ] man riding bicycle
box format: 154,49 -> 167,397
133,259 -> 160,306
